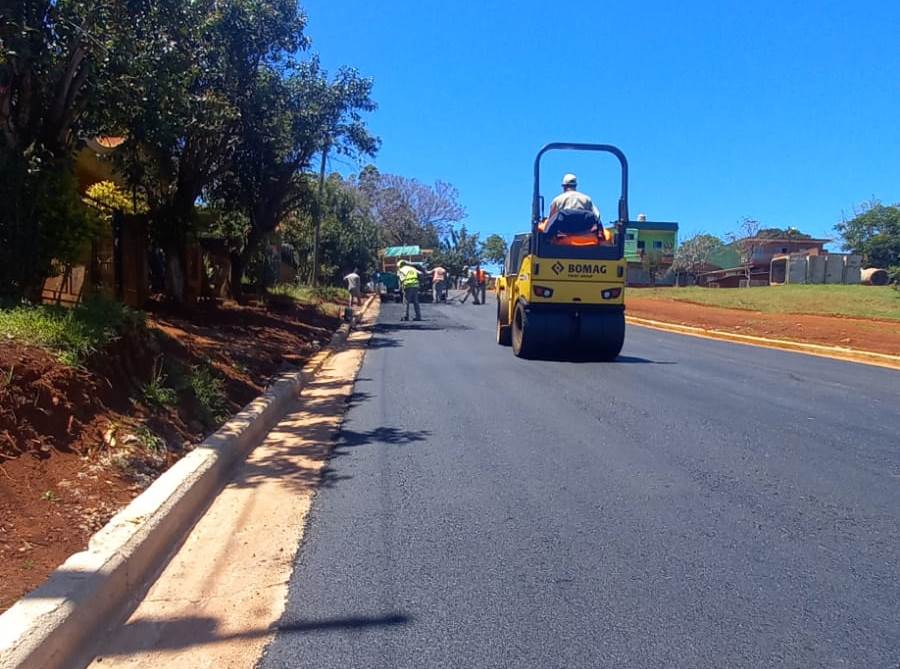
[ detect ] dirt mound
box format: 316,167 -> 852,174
0,298 -> 341,611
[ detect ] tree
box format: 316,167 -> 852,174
107,0 -> 249,300
431,225 -> 481,279
726,217 -> 762,287
0,0 -> 133,298
757,227 -> 812,240
835,201 -> 900,271
280,173 -> 379,285
482,234 -> 508,266
641,249 -> 667,287
671,232 -> 724,285
358,167 -> 465,247
223,57 -> 378,296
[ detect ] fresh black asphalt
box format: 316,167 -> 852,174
260,295 -> 900,668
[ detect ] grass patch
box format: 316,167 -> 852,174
268,283 -> 349,305
142,360 -> 178,410
0,298 -> 144,366
190,364 -> 229,428
131,425 -> 166,454
629,285 -> 900,321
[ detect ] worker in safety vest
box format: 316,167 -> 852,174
476,265 -> 488,305
460,267 -> 480,305
397,259 -> 423,321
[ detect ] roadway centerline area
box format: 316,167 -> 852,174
260,297 -> 900,669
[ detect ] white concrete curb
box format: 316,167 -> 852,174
0,295 -> 379,669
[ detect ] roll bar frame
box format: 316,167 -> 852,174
532,142 -> 629,228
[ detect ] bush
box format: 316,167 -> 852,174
0,298 -> 144,366
268,283 -> 349,305
0,158 -> 100,300
889,266 -> 900,289
190,364 -> 229,428
142,361 -> 178,410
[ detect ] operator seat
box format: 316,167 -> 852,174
540,209 -> 605,246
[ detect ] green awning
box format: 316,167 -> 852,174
383,246 -> 421,257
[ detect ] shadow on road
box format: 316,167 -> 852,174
374,320 -> 472,333
367,335 -> 403,349
335,426 -> 431,453
530,353 -> 678,365
92,612 -> 413,658
277,612 -> 412,633
613,355 -> 677,365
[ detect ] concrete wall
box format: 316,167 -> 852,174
843,255 -> 862,284
787,255 -> 807,284
807,255 -> 826,284
825,254 -> 844,284
626,264 -> 675,286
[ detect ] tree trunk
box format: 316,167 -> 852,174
165,244 -> 185,303
233,227 -> 262,299
228,250 -> 244,301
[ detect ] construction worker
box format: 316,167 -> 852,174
548,173 -> 601,222
397,259 -> 423,321
460,267 -> 480,305
343,267 -> 361,308
430,264 -> 448,302
476,264 -> 487,305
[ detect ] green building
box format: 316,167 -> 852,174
623,220 -> 679,286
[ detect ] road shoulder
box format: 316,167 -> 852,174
86,303 -> 378,669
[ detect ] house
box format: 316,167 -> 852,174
623,218 -> 679,286
699,236 -> 830,287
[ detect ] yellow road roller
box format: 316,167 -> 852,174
495,143 -> 629,359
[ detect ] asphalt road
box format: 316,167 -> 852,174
260,295 -> 900,669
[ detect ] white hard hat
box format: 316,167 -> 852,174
562,173 -> 577,187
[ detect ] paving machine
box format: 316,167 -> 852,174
495,143 -> 629,359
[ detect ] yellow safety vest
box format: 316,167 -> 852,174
398,265 -> 419,288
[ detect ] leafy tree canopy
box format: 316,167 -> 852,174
835,201 -> 900,270
481,234 -> 507,266
756,227 -> 813,239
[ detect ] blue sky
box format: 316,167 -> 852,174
304,0 -> 899,248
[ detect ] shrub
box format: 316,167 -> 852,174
268,283 -> 349,305
190,364 -> 229,428
0,298 -> 144,366
142,360 -> 177,410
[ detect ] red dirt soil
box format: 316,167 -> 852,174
626,297 -> 900,357
0,299 -> 340,612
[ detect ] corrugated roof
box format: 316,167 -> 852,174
382,246 -> 421,257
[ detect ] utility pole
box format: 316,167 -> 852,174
312,142 -> 329,287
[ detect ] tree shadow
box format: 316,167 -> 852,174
277,612 -> 411,632
91,612 -> 412,659
346,390 -> 373,409
367,336 -> 403,349
335,426 -> 431,452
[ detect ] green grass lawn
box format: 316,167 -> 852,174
0,299 -> 144,366
628,285 -> 900,321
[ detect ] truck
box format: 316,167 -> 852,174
377,246 -> 434,302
